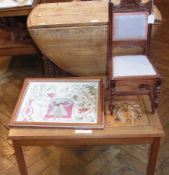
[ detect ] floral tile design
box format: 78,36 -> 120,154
106,96 -> 150,127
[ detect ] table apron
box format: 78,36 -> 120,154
12,137 -> 154,146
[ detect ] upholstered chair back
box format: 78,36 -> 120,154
113,12 -> 149,41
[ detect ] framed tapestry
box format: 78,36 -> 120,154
9,78 -> 104,129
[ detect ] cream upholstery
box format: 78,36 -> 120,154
113,55 -> 157,77
113,12 -> 148,41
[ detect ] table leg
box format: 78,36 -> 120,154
13,141 -> 28,175
147,137 -> 160,175
42,55 -> 56,77
42,56 -> 50,77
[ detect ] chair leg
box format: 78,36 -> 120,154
109,80 -> 116,115
151,78 -> 161,114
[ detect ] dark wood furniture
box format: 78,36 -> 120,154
0,0 -> 40,17
0,0 -> 90,58
108,0 -> 162,115
0,0 -> 40,56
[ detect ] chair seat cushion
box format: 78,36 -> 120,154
113,55 -> 157,77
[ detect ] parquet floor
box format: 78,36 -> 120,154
0,1 -> 169,175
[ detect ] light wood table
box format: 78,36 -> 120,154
8,100 -> 165,175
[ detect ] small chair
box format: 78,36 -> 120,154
108,0 -> 161,115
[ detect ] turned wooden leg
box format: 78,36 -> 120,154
151,78 -> 161,114
147,138 -> 161,175
13,141 -> 28,175
109,80 -> 116,115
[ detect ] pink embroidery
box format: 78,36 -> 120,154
78,107 -> 89,113
47,93 -> 55,98
25,99 -> 33,115
45,98 -> 74,118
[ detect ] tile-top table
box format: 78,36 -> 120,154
8,78 -> 165,175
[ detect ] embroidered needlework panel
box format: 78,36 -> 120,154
10,79 -> 104,129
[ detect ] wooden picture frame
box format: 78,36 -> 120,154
9,78 -> 104,129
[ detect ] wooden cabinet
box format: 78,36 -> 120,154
0,0 -> 40,56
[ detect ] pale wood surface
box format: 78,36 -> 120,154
27,1 -> 108,28
29,26 -> 107,75
28,1 -> 108,76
